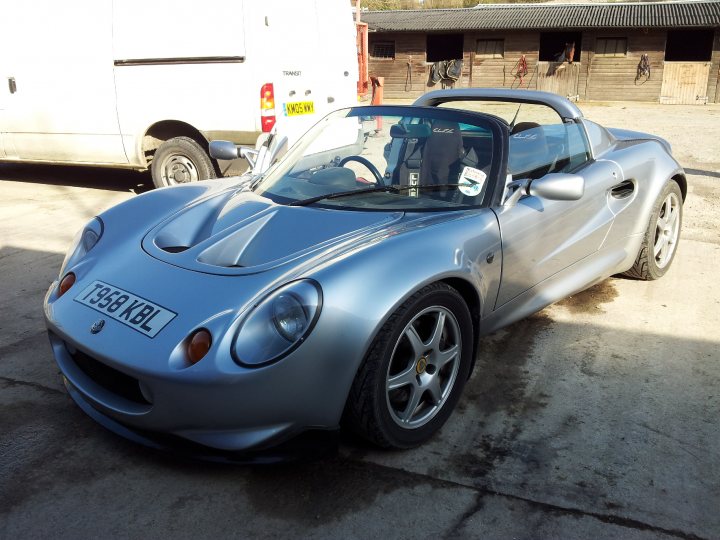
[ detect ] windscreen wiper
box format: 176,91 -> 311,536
287,183 -> 479,207
287,185 -> 400,206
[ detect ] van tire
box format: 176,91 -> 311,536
151,137 -> 217,189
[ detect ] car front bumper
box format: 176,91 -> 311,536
46,326 -> 340,458
62,373 -> 338,463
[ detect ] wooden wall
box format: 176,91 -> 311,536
581,30 -> 666,102
464,31 -> 540,90
709,30 -> 720,103
368,28 -> 720,103
367,31 -> 543,99
367,32 -> 429,99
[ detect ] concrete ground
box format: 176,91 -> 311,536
1,103 -> 719,539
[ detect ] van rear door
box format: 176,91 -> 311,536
314,0 -> 358,112
260,1 -> 357,146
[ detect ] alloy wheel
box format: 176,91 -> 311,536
385,306 -> 462,429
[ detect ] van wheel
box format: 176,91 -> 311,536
151,136 -> 217,188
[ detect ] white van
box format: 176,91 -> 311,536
0,0 -> 358,187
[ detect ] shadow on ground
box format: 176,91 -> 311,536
685,168 -> 720,180
1,245 -> 718,539
0,162 -> 153,194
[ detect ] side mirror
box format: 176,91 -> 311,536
210,134 -> 288,174
209,140 -> 240,161
210,140 -> 270,171
529,173 -> 584,201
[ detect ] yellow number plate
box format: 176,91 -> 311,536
284,101 -> 315,116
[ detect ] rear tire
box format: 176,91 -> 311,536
624,180 -> 682,280
344,283 -> 473,449
150,136 -> 216,189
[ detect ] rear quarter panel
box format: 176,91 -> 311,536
600,139 -> 684,250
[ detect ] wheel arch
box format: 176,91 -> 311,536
671,172 -> 687,201
439,277 -> 482,376
324,221 -> 500,425
340,276 -> 482,446
139,120 -> 212,170
347,274 -> 484,390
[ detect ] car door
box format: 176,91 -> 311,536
492,121 -> 622,308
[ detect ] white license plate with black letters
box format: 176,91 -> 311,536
75,280 -> 176,338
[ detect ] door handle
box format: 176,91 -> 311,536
8,77 -> 16,94
610,180 -> 634,199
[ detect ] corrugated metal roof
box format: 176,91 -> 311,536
362,1 -> 720,31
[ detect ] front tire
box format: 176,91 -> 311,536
624,180 -> 683,280
344,283 -> 473,449
150,136 -> 217,189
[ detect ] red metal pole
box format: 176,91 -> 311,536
355,0 -> 369,99
371,76 -> 383,131
356,23 -> 369,98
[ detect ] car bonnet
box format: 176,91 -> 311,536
141,188 -> 404,275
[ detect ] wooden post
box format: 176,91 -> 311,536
469,50 -> 475,88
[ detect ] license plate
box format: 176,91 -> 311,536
74,280 -> 176,338
283,101 -> 314,116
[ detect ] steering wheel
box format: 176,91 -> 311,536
338,155 -> 384,185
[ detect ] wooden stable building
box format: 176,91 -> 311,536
362,1 -> 720,103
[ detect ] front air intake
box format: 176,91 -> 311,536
69,347 -> 151,405
160,246 -> 189,253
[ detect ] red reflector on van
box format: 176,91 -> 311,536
261,116 -> 276,132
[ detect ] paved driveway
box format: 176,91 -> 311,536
1,103 -> 719,539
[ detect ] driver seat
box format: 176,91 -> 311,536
420,120 -> 464,186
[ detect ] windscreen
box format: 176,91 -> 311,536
253,106 -> 498,211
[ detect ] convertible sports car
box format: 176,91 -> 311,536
44,89 -> 684,460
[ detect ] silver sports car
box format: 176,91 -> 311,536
44,89 -> 684,459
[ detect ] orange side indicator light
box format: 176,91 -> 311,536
187,329 -> 212,365
58,273 -> 76,297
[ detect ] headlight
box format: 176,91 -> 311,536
59,217 -> 103,276
233,280 -> 322,366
